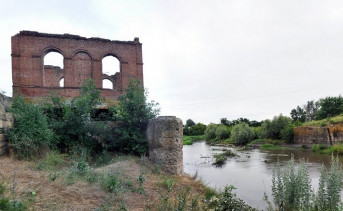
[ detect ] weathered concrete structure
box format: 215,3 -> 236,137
12,31 -> 143,101
146,116 -> 183,175
0,94 -> 13,156
294,124 -> 343,145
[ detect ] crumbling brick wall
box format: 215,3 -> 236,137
12,31 -> 143,102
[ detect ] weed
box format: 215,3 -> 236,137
213,149 -> 236,166
138,170 -> 145,194
162,176 -> 176,192
101,173 -> 122,193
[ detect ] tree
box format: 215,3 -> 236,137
186,119 -> 196,127
304,100 -> 320,121
259,114 -> 292,140
189,123 -> 206,136
220,118 -> 231,126
290,106 -> 306,122
316,96 -> 343,120
111,79 -> 160,155
230,123 -> 254,145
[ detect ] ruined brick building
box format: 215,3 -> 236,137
11,31 -> 143,102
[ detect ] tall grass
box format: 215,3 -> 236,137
266,154 -> 343,211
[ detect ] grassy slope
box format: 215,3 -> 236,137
0,154 -> 231,210
302,114 -> 343,127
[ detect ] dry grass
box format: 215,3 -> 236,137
0,155 -> 209,210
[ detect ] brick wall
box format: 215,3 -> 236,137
12,31 -> 143,102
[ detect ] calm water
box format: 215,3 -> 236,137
183,141 -> 342,210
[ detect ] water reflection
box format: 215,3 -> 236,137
183,141 -> 341,210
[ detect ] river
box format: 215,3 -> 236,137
183,141 -> 342,210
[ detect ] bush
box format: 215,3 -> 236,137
230,123 -> 254,145
204,123 -> 218,140
189,123 -> 206,136
280,123 -> 295,143
110,79 -> 160,155
6,96 -> 54,159
259,114 -> 292,140
215,125 -> 231,140
267,155 -> 343,211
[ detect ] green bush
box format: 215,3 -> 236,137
230,123 -> 255,145
259,114 -> 292,140
110,79 -> 160,155
215,125 -> 231,140
204,123 -> 218,140
189,123 -> 206,136
280,123 -> 295,143
267,155 -> 343,211
6,96 -> 54,159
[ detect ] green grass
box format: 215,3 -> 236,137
312,144 -> 343,155
213,149 -> 236,166
183,135 -> 205,145
260,143 -> 292,150
302,114 -> 343,127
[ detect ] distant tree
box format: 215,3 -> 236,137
304,100 -> 320,121
220,118 -> 231,126
316,96 -> 343,120
259,114 -> 292,140
186,119 -> 196,127
231,123 -> 255,145
290,106 -> 306,122
190,123 -> 206,136
215,125 -> 231,140
204,123 -> 219,140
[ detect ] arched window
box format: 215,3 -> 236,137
59,78 -> 64,87
44,52 -> 64,68
102,55 -> 120,76
43,52 -> 64,87
103,79 -> 113,89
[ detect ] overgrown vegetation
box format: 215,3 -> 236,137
213,149 -> 236,166
266,155 -> 343,211
6,79 -> 159,158
182,135 -> 205,145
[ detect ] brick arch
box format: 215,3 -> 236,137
101,53 -> 122,62
42,48 -> 65,88
72,49 -> 94,60
41,47 -> 65,58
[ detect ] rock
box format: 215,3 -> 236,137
146,116 -> 183,175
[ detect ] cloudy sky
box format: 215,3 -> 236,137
1,0 -> 343,124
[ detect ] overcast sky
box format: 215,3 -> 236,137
1,0 -> 343,124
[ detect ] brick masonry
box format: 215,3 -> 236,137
12,31 -> 143,102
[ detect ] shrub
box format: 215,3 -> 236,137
259,114 -> 292,140
6,96 -> 54,159
189,123 -> 206,136
280,123 -> 295,143
230,123 -> 255,145
110,79 -> 160,155
215,125 -> 231,140
267,155 -> 343,211
204,123 -> 218,140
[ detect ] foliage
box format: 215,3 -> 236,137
230,123 -> 255,145
269,155 -> 312,210
185,119 -> 195,127
303,114 -> 343,127
213,149 -> 236,166
259,114 -> 292,140
220,117 -> 261,127
280,123 -> 295,143
110,79 -> 160,155
215,125 -> 231,140
304,100 -> 320,121
6,96 -> 54,159
267,155 -> 343,211
182,135 -> 205,145
184,121 -> 206,136
290,106 -> 306,122
316,96 -> 343,120
204,123 -> 219,141
0,181 -> 26,211
207,185 -> 255,210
